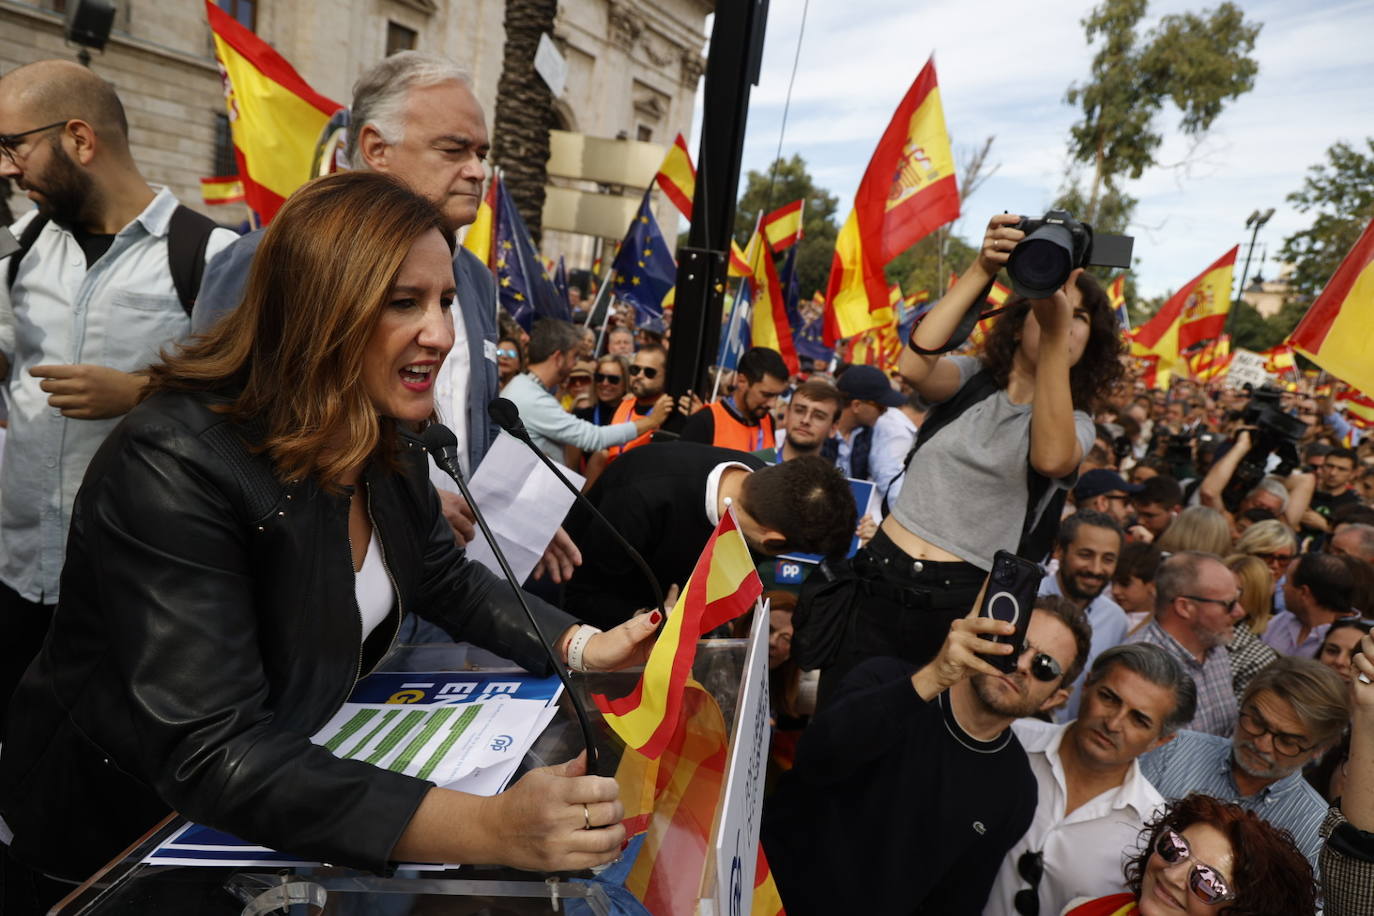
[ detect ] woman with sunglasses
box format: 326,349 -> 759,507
1233,520 -> 1299,613
495,335 -> 525,386
574,355 -> 630,427
1061,794 -> 1317,915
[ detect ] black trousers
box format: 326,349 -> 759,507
2,844 -> 79,915
0,581 -> 55,739
816,528 -> 985,708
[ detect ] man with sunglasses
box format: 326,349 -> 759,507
762,597 -> 1089,915
1139,656 -> 1349,868
987,643 -> 1195,916
0,60 -> 237,727
1125,551 -> 1244,736
605,344 -> 668,461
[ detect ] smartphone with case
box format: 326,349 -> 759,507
977,550 -> 1045,673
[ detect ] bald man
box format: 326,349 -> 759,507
0,60 -> 237,725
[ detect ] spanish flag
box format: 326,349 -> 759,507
1108,274 -> 1130,331
1337,388 -> 1374,430
462,176 -> 498,266
1188,334 -> 1232,382
206,1 -> 341,223
1130,247 -> 1238,378
654,132 -> 696,222
824,57 -> 959,343
1261,343 -> 1297,376
748,233 -> 801,374
1290,216 -> 1374,395
199,175 -> 245,206
593,510 -> 762,758
762,199 -> 804,252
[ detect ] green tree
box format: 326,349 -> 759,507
1065,0 -> 1261,223
733,155 -> 840,300
1277,138 -> 1374,298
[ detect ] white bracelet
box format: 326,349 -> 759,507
566,624 -> 602,673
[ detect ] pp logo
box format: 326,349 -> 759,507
490,734 -> 513,752
387,689 -> 426,704
775,561 -> 804,585
728,853 -> 743,916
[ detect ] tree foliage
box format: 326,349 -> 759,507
1277,138 -> 1374,299
733,155 -> 840,300
1065,0 -> 1261,222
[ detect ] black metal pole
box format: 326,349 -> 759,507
1227,220 -> 1263,340
663,1 -> 770,427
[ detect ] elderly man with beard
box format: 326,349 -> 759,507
0,60 -> 236,727
762,597 -> 1091,915
1139,656 -> 1348,869
985,644 -> 1196,916
1126,551 -> 1244,736
1040,511 -> 1129,721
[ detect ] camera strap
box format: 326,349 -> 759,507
906,277 -> 1008,355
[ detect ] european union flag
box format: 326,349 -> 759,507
781,247 -> 832,365
553,255 -> 572,314
494,178 -> 569,330
611,190 -> 676,323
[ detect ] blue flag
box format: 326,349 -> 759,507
780,247 -> 832,365
553,255 -> 572,313
611,190 -> 676,323
717,283 -> 752,372
494,179 -> 569,330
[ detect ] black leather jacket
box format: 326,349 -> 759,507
0,390 -> 575,881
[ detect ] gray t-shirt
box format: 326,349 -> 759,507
890,355 -> 1094,570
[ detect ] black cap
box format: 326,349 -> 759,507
1074,468 -> 1144,501
837,365 -> 905,408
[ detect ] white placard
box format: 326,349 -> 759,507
706,597 -> 772,916
1228,349 -> 1272,389
534,33 -> 567,98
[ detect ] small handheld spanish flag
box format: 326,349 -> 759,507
593,508 -> 762,759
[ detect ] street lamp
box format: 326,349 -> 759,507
1228,207 -> 1275,338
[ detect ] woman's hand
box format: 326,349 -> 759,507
481,752 -> 625,872
976,213 -> 1025,277
1029,267 -> 1084,338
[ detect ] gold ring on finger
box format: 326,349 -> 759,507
583,803 -> 592,830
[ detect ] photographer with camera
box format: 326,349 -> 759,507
1197,424 -> 1315,537
796,213 -> 1124,704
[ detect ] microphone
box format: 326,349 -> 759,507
419,423 -> 602,777
487,398 -> 666,619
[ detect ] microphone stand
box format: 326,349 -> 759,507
421,426 -> 603,777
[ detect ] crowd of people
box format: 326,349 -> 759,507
1,50 -> 1372,916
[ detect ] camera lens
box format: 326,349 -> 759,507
1008,224 -> 1074,299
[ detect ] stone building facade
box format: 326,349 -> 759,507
2,0 -> 709,268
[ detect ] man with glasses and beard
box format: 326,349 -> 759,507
1040,511 -> 1129,721
1126,551 -> 1245,736
986,644 -> 1195,916
605,344 -> 668,461
762,597 -> 1090,915
0,60 -> 236,727
1139,656 -> 1348,868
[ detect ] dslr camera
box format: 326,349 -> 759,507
1006,209 -> 1135,299
1220,384 -> 1307,511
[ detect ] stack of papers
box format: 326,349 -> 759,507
144,671 -> 563,868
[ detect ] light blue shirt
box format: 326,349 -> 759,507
1040,573 -> 1129,722
1139,729 -> 1328,869
499,371 -> 639,467
0,189 -> 236,602
1261,609 -> 1334,658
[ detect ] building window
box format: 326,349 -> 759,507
217,0 -> 256,31
213,112 -> 238,177
386,22 -> 417,56
636,125 -> 653,143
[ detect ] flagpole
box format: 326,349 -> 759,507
593,271 -> 619,354
583,266 -> 614,327
711,284 -> 747,403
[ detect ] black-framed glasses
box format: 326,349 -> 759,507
1018,644 -> 1063,683
1180,593 -> 1241,611
593,372 -> 622,384
1013,850 -> 1043,915
1155,829 -> 1236,905
628,364 -> 658,379
1253,551 -> 1294,565
1237,705 -> 1316,757
0,119 -> 69,163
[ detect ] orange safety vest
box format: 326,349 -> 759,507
704,400 -> 775,453
606,397 -> 656,460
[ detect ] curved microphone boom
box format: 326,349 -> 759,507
419,422 -> 602,777
487,397 -> 667,619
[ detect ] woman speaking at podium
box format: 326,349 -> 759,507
0,172 -> 655,906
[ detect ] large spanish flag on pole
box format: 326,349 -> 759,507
1130,247 -> 1238,378
654,132 -> 696,221
206,1 -> 342,223
593,510 -> 762,759
824,56 -> 960,344
748,233 -> 801,375
1290,216 -> 1374,394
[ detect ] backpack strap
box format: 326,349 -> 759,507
166,205 -> 220,316
6,214 -> 51,291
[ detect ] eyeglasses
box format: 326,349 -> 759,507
1154,828 -> 1236,906
1018,644 -> 1063,683
628,365 -> 659,379
1237,705 -> 1316,757
1013,850 -> 1043,915
1180,593 -> 1241,611
495,348 -> 519,359
0,119 -> 69,164
593,372 -> 622,384
567,374 -> 592,385
1253,551 -> 1294,565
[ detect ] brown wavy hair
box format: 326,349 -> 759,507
1123,794 -> 1317,915
979,271 -> 1124,410
147,171 -> 452,485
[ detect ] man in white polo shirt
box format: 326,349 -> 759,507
985,643 -> 1197,916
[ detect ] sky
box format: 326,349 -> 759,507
702,0 -> 1374,302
